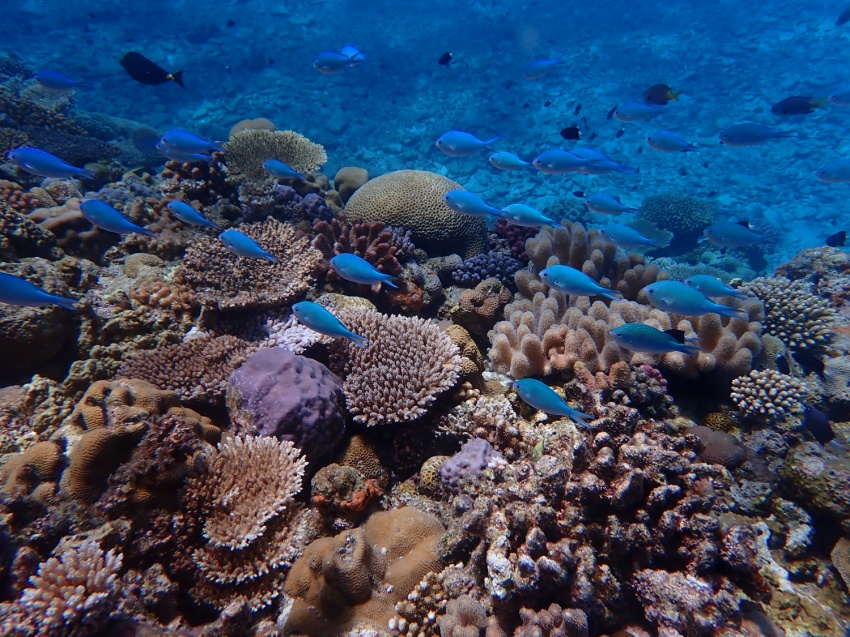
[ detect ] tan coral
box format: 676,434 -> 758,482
450,278 -> 513,337
344,170 -> 487,257
180,218 -> 322,311
332,307 -> 462,425
337,435 -> 386,482
228,117 -> 277,138
224,129 -> 327,182
334,166 -> 369,204
731,370 -> 808,422
445,324 -> 485,377
0,440 -> 62,501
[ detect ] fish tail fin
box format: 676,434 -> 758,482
570,410 -> 593,427
679,342 -> 702,356
383,276 -> 401,289
139,227 -> 156,237
347,332 -> 370,348
264,253 -> 279,264
715,304 -> 748,320
814,97 -> 829,108
77,168 -> 97,179
49,295 -> 79,311
484,136 -> 502,150
669,90 -> 682,101
778,130 -> 797,138
603,289 -> 625,301
649,239 -> 670,248
170,71 -> 187,89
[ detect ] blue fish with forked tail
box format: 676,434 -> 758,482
7,146 -> 95,180
79,200 -> 155,236
330,253 -> 400,288
0,272 -> 78,310
292,301 -> 370,348
513,378 -> 592,426
219,230 -> 277,262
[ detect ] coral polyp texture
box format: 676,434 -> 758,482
223,128 -> 328,182
180,217 -> 322,310
638,193 -> 715,235
331,306 -> 462,425
739,276 -> 836,351
731,369 -> 808,421
344,169 -> 487,257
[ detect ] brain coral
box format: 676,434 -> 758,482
332,306 -> 462,425
739,276 -> 836,352
180,217 -> 322,311
224,128 -> 328,182
730,369 -> 808,422
344,170 -> 487,258
282,508 -> 445,637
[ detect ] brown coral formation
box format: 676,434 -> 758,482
331,307 -> 462,425
334,166 -> 370,204
344,170 -> 487,257
224,128 -> 327,183
311,216 -> 407,277
451,278 -> 513,337
730,370 -> 808,422
282,507 -> 445,636
180,217 -> 322,311
159,155 -> 234,206
0,440 -> 63,503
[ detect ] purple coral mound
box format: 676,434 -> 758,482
441,438 -> 505,487
226,348 -> 346,463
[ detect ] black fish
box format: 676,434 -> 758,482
803,406 -> 835,444
227,19 -> 235,27
771,96 -> 825,116
544,100 -> 552,107
573,103 -> 582,116
438,52 -> 453,66
606,105 -> 617,120
838,6 -> 850,25
792,350 -> 825,376
826,230 -> 846,247
643,83 -> 680,105
776,353 -> 790,375
560,125 -> 581,140
615,128 -> 625,138
120,51 -> 186,88
573,190 -> 585,198
665,329 -> 687,343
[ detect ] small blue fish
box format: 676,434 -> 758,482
219,229 -> 277,262
79,200 -> 155,237
501,204 -> 565,229
646,130 -> 698,153
572,147 -> 638,175
35,70 -> 82,90
513,378 -> 591,426
263,159 -> 303,180
719,123 -> 794,147
816,159 -> 850,184
166,201 -> 219,230
156,142 -> 215,163
539,265 -> 623,300
443,190 -> 504,217
159,130 -> 223,154
683,275 -> 749,300
584,193 -> 638,215
610,323 -> 701,356
598,223 -> 667,249
435,130 -> 501,156
523,57 -> 562,80
7,146 -> 95,180
614,101 -> 667,122
643,280 -> 747,319
532,149 -> 592,174
313,45 -> 365,74
330,253 -> 400,288
292,301 -> 369,348
0,272 -> 78,310
703,221 -> 770,250
489,151 -> 534,171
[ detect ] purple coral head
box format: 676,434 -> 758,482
227,348 -> 346,464
440,438 -> 505,488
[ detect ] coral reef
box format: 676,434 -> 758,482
639,193 -> 714,240
331,306 -> 462,425
223,128 -> 327,183
344,170 -> 487,257
450,278 -> 513,337
730,369 -> 808,422
452,250 -> 523,289
311,216 -> 411,278
334,166 -> 370,204
180,217 -> 322,311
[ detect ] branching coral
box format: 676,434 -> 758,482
344,170 -> 487,258
180,217 -> 322,311
739,276 -> 836,352
311,216 -> 411,278
331,307 -> 462,425
223,129 -> 327,182
731,370 -> 808,422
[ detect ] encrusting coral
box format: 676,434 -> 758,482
331,306 -> 462,425
180,217 -> 322,311
344,170 -> 487,258
730,369 -> 808,422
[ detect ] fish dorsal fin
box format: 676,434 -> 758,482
664,329 -> 687,343
736,220 -> 750,228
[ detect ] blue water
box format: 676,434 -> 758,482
4,1 -> 849,269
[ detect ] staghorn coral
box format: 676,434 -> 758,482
344,170 -> 487,258
224,128 -> 327,183
489,292 -> 762,379
331,306 -> 462,426
117,335 -> 257,407
739,276 -> 836,352
180,217 -> 322,311
639,193 -> 715,236
281,507 -> 445,636
730,370 -> 808,422
16,540 -> 123,637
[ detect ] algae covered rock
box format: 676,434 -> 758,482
779,442 -> 850,522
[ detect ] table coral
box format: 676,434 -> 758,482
344,170 -> 487,258
180,217 -> 322,311
331,306 -> 462,426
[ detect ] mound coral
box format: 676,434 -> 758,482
730,369 -> 808,422
344,170 -> 487,258
223,128 -> 328,182
452,250 -> 523,289
450,278 -> 513,337
740,276 -> 836,352
334,166 -> 369,204
180,217 -> 322,311
281,508 -> 445,636
117,335 -> 257,407
331,307 -> 462,425
639,193 -> 715,236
